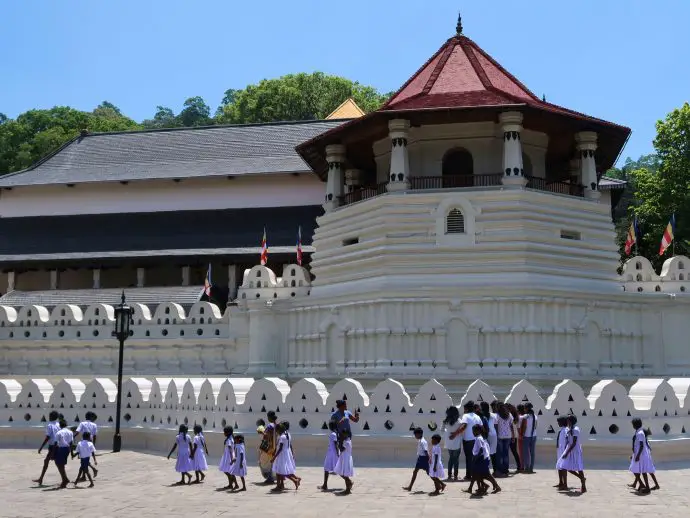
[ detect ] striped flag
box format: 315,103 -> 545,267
260,227 -> 268,265
624,217 -> 639,256
203,263 -> 212,297
296,226 -> 303,266
659,214 -> 676,256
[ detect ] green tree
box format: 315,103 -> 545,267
619,103 -> 690,268
178,96 -> 212,127
92,101 -> 123,119
217,72 -> 388,124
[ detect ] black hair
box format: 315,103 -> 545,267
413,427 -> 423,436
281,420 -> 291,432
443,406 -> 460,426
235,434 -> 245,444
178,424 -> 188,435
267,411 -> 277,422
328,420 -> 337,432
490,400 -> 498,412
431,433 -> 442,443
256,418 -> 266,427
556,416 -> 567,427
567,414 -> 577,426
464,400 -> 475,412
471,424 -> 483,435
223,426 -> 234,437
82,431 -> 91,441
480,401 -> 491,419
49,410 -> 59,421
631,417 -> 643,430
59,418 -> 68,428
517,404 -> 525,414
193,424 -> 202,434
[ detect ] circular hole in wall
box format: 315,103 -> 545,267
59,330 -> 64,337
162,329 -> 168,336
608,424 -> 619,434
221,418 -> 227,428
24,331 -> 30,338
427,421 -> 438,431
24,413 -> 31,421
299,418 -> 309,429
384,420 -> 394,430
663,423 -> 671,434
197,329 -> 203,336
124,413 -> 131,422
93,330 -> 99,337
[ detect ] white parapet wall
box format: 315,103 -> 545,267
1,376 -> 689,465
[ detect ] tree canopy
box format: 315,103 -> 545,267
1,73 -> 389,174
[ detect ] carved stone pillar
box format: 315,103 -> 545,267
7,271 -> 15,292
500,111 -> 526,187
50,270 -> 59,290
92,269 -> 101,289
323,144 -> 346,212
136,267 -> 145,288
386,119 -> 410,192
228,264 -> 238,301
575,131 -> 600,200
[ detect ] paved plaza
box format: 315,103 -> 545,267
2,449 -> 689,518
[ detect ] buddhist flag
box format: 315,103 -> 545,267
260,227 -> 268,265
624,217 -> 639,256
296,226 -> 303,266
204,263 -> 212,297
659,214 -> 676,256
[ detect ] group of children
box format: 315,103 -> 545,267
34,410 -> 99,489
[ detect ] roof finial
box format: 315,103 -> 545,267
542,94 -> 546,102
456,12 -> 463,35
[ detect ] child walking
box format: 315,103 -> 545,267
333,430 -> 354,494
218,426 -> 237,490
559,415 -> 587,493
73,411 -> 99,481
403,427 -> 430,491
428,434 -> 447,495
229,434 -> 248,491
271,421 -> 301,491
191,424 -> 209,483
73,432 -> 97,487
33,410 -> 60,486
53,419 -> 74,489
629,418 -> 658,493
319,421 -> 339,491
555,416 -> 569,490
167,424 -> 194,485
256,425 -> 274,484
467,424 -> 501,496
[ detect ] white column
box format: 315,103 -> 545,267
575,131 -> 600,200
50,270 -> 59,290
181,266 -> 190,286
386,119 -> 410,192
500,111 -> 526,187
228,264 -> 237,300
323,144 -> 346,212
92,269 -> 101,289
7,271 -> 15,292
136,267 -> 145,288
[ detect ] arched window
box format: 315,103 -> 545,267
442,148 -> 473,188
636,273 -> 643,281
635,262 -> 642,270
256,270 -> 261,278
655,285 -> 661,292
522,152 -> 533,177
445,209 -> 465,234
680,273 -> 685,281
679,261 -> 685,270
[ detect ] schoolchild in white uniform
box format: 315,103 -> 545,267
428,434 -> 447,495
54,419 -> 74,489
629,418 -> 659,493
333,430 -> 354,494
319,421 -> 340,491
167,424 -> 194,485
271,421 -> 301,491
73,431 -> 97,487
34,410 -> 61,486
191,424 -> 209,483
403,427 -> 430,492
559,415 -> 587,493
467,424 -> 501,496
74,411 -> 99,480
554,416 -> 569,490
218,426 -> 237,490
229,434 -> 248,491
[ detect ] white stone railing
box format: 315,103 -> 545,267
1,377 -> 688,441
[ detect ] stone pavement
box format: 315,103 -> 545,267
2,449 -> 689,518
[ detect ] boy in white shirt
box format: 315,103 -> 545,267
74,412 -> 99,480
73,431 -> 97,488
402,427 -> 430,492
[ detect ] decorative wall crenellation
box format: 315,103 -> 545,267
1,377 -> 689,441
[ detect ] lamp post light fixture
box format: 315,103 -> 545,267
112,291 -> 133,453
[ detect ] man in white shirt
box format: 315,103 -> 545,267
33,410 -> 61,486
456,401 -> 483,481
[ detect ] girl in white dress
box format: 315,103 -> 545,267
319,421 -> 339,491
167,424 -> 194,485
218,426 -> 237,490
428,434 -> 447,495
229,434 -> 247,491
559,415 -> 587,493
555,416 -> 569,490
191,424 -> 209,483
629,418 -> 658,493
271,422 -> 301,491
333,431 -> 354,494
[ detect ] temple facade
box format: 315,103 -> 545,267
0,20 -> 687,383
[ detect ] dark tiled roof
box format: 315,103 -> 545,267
598,176 -> 627,190
0,120 -> 346,188
0,286 -> 204,308
0,206 -> 322,256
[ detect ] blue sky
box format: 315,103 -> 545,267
1,0 -> 688,163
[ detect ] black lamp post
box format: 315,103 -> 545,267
112,291 -> 133,453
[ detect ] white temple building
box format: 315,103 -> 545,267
0,19 -> 688,383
